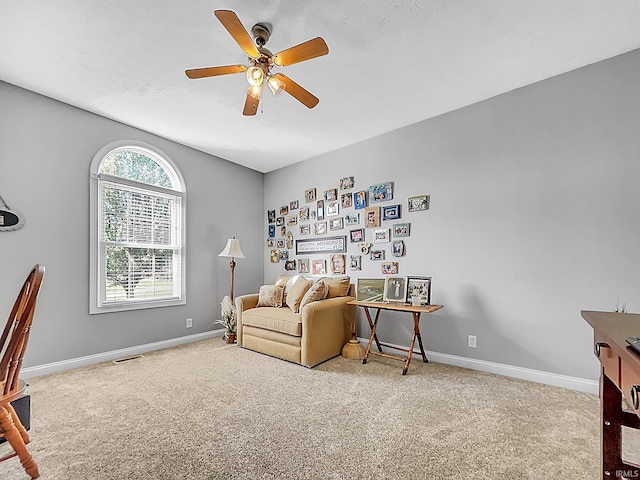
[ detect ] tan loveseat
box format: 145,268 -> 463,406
235,275 -> 355,367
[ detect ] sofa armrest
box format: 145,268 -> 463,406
300,295 -> 355,366
235,294 -> 259,344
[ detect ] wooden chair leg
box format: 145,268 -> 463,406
0,405 -> 39,479
7,403 -> 30,444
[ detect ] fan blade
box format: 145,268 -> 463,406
185,65 -> 246,79
272,73 -> 319,109
243,84 -> 263,116
214,10 -> 260,59
272,37 -> 328,66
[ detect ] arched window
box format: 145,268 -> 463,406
90,142 -> 185,313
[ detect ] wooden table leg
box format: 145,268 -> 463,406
601,370 -> 623,478
363,307 -> 382,364
413,312 -> 429,363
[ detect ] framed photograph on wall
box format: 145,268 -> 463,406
284,260 -> 297,271
392,240 -> 404,257
298,258 -> 309,273
324,188 -> 338,201
268,225 -> 275,237
408,195 -> 430,212
369,182 -> 393,203
276,217 -> 285,226
329,217 -> 344,231
270,250 -> 280,263
276,238 -> 285,248
290,200 -> 299,210
314,221 -> 327,235
299,207 -> 310,221
406,276 -> 432,305
382,204 -> 401,221
350,228 -> 364,243
370,250 -> 385,261
316,200 -> 324,220
326,200 -> 339,217
383,276 -> 407,302
340,176 -> 355,190
350,255 -> 362,271
330,254 -> 346,274
356,278 -> 385,303
267,210 -> 276,223
381,262 -> 398,275
345,213 -> 359,225
365,207 -> 380,228
373,228 -> 390,243
305,188 -> 316,203
280,205 -> 289,216
299,224 -> 310,236
341,193 -> 353,209
312,259 -> 326,275
353,190 -> 367,210
393,223 -> 410,237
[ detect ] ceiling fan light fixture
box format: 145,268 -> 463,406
267,75 -> 286,96
246,66 -> 264,87
247,83 -> 263,100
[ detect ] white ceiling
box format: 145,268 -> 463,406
2,1 -> 640,173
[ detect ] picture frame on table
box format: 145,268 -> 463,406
356,278 -> 385,303
353,190 -> 367,210
408,195 -> 430,212
329,217 -> 344,231
383,276 -> 407,302
369,182 -> 393,203
312,259 -> 326,275
393,223 -> 410,237
382,204 -> 401,221
305,188 -> 316,203
350,228 -> 364,243
406,276 -> 432,305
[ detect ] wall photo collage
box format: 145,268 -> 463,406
266,176 -> 433,304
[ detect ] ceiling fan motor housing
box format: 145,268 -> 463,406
251,23 -> 271,47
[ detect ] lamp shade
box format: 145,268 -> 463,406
218,238 -> 245,259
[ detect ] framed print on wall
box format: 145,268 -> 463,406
350,228 -> 364,243
314,221 -> 327,235
299,207 -> 310,221
393,223 -> 410,237
392,240 -> 404,257
330,254 -> 346,274
298,258 -> 310,273
305,188 -> 316,203
267,210 -> 276,223
408,195 -> 430,212
345,213 -> 359,225
284,260 -> 297,271
324,188 -> 338,201
353,190 -> 367,210
406,276 -> 432,305
365,207 -> 380,228
300,224 -> 311,236
280,205 -> 289,216
370,250 -> 385,261
341,193 -> 353,209
290,200 -> 299,210
312,259 -> 326,275
381,262 -> 398,275
382,204 -> 401,221
270,250 -> 280,263
372,228 -> 390,244
369,182 -> 393,203
326,200 -> 339,217
350,255 -> 361,271
356,278 -> 385,303
317,200 -> 324,220
383,276 -> 407,303
329,217 -> 344,231
339,176 -> 354,190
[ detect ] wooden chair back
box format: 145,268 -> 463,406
0,265 -> 45,399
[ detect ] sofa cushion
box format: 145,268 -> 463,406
286,277 -> 312,313
242,307 -> 302,336
322,276 -> 351,298
299,280 -> 328,311
257,284 -> 285,307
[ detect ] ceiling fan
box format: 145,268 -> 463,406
185,10 -> 329,116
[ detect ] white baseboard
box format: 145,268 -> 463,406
22,330 -> 224,379
357,337 -> 599,395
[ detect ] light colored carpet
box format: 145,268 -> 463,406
1,340 -> 602,479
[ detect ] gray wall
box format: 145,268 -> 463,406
0,81 -> 264,368
265,49 -> 640,381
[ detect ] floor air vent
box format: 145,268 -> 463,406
113,355 -> 143,364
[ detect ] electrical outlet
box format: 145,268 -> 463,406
186,318 -> 193,328
467,335 -> 477,348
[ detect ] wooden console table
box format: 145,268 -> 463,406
348,301 -> 443,375
582,310 -> 640,478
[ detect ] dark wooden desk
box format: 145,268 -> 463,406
582,310 -> 640,478
348,301 -> 443,375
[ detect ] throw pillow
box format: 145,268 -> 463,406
299,280 -> 328,311
285,278 -> 312,313
256,284 -> 285,307
322,276 -> 351,298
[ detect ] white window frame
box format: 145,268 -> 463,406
89,141 -> 186,314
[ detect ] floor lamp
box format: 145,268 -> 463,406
218,236 -> 245,302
